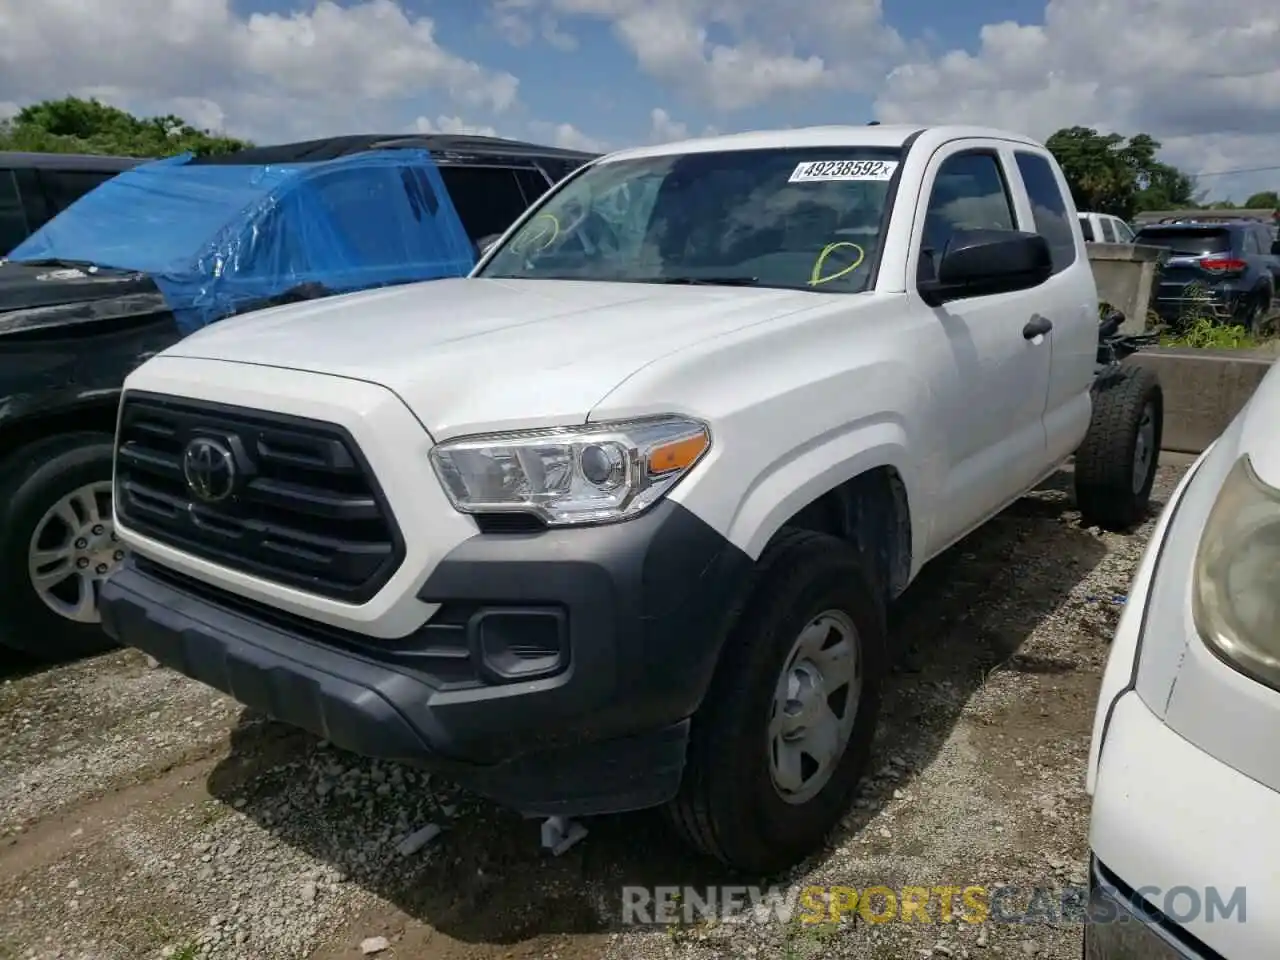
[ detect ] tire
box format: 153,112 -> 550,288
0,432 -> 123,660
666,527 -> 887,874
1238,289 -> 1266,332
1075,365 -> 1163,532
1256,287 -> 1277,337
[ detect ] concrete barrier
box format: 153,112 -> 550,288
1127,347 -> 1274,453
1088,243 -> 1165,335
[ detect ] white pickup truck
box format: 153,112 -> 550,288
101,124 -> 1162,873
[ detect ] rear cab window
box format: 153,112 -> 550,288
1077,215 -> 1095,241
1013,151 -> 1077,272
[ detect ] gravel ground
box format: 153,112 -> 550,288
0,459 -> 1188,960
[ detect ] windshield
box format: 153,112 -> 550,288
1133,227 -> 1232,256
477,147 -> 903,292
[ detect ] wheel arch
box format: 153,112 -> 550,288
717,420 -> 917,603
0,398 -> 121,474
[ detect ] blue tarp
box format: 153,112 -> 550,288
7,149 -> 476,334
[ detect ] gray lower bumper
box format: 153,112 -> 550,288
1085,857 -> 1220,959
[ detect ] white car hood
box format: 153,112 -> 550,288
1236,358 -> 1280,487
165,277 -> 831,439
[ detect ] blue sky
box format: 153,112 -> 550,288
406,0 -> 1047,148
2,0 -> 1277,199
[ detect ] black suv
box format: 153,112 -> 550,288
1134,219 -> 1280,329
0,133 -> 597,660
0,152 -> 144,254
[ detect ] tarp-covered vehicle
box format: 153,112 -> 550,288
0,134 -> 596,658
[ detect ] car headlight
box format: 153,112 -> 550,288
429,416 -> 711,526
1192,454 -> 1280,686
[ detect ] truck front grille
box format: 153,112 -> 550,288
114,392 -> 404,603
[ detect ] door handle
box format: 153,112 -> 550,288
1023,315 -> 1053,339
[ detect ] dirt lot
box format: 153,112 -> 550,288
0,459 -> 1189,960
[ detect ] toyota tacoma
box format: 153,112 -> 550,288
100,124 -> 1162,872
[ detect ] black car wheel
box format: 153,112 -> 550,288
666,528 -> 886,874
0,432 -> 123,659
1076,366 -> 1164,532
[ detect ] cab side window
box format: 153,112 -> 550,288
1099,218 -> 1116,242
919,151 -> 1015,282
0,170 -> 30,254
37,169 -> 118,215
437,166 -> 531,244
1014,151 -> 1077,273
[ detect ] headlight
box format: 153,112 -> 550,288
429,416 -> 711,525
1192,454 -> 1280,686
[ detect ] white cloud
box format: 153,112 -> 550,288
413,115 -> 500,137
488,0 -> 537,46
0,0 -> 520,142
541,15 -> 578,51
649,107 -> 688,143
497,0 -> 908,110
528,120 -> 608,153
873,0 -> 1280,200
489,0 -> 578,50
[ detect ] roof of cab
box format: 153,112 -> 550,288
0,151 -> 145,171
188,133 -> 598,166
597,124 -> 1046,164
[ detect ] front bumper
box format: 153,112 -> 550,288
101,498 -> 753,817
1086,856 -> 1221,959
1087,691 -> 1276,958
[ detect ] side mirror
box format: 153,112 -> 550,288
919,229 -> 1053,306
476,234 -> 503,258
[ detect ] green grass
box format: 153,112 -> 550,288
1160,316 -> 1259,349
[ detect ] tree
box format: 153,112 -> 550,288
1045,126 -> 1194,219
0,96 -> 249,158
1245,190 -> 1279,209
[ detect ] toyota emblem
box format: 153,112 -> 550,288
182,437 -> 237,503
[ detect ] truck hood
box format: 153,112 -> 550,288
0,259 -> 170,335
164,276 -> 838,438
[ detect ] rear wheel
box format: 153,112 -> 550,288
666,528 -> 886,874
1255,287 -> 1276,336
1238,287 -> 1270,332
0,432 -> 123,660
1075,365 -> 1163,532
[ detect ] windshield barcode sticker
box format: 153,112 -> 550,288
789,160 -> 898,183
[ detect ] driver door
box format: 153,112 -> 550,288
912,143 -> 1053,553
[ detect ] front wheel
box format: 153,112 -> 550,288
0,432 -> 124,660
666,528 -> 886,874
1075,365 -> 1163,532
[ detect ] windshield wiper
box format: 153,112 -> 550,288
652,276 -> 760,287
